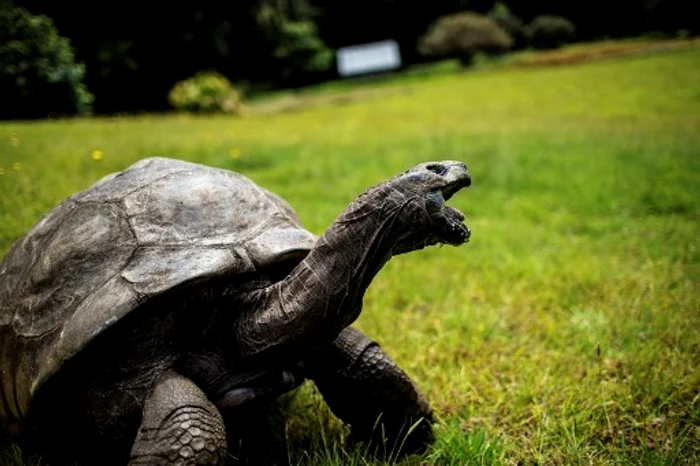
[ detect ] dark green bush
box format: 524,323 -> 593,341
271,21 -> 333,80
0,3 -> 93,120
526,15 -> 577,50
256,5 -> 333,85
168,71 -> 243,114
418,12 -> 514,67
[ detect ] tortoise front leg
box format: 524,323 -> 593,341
305,327 -> 435,457
128,371 -> 227,466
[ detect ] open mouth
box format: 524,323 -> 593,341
424,164 -> 471,246
433,188 -> 471,245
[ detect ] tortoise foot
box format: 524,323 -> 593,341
128,372 -> 227,466
305,326 -> 435,458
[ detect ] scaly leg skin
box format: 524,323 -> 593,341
305,327 -> 435,457
177,351 -> 305,465
128,371 -> 227,466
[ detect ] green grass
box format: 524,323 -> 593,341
1,44 -> 699,465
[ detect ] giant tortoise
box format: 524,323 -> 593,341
0,157 -> 471,465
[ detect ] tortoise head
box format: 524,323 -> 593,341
231,161 -> 473,358
348,160 -> 472,255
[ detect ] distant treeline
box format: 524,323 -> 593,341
3,0 -> 698,115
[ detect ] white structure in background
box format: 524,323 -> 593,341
336,40 -> 402,77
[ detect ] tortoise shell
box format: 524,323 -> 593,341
0,157 -> 317,424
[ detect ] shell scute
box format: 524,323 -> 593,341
0,157 -> 317,423
11,201 -> 136,338
123,168 -> 279,246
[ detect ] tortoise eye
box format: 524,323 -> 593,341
425,164 -> 448,176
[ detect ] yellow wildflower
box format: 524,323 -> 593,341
91,149 -> 104,161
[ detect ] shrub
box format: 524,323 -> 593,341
418,12 -> 514,67
168,72 -> 242,114
256,5 -> 333,85
526,15 -> 577,50
0,4 -> 93,120
271,21 -> 333,81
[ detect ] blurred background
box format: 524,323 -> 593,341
1,1 -> 699,465
1,0 -> 698,119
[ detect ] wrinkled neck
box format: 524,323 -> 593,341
234,186 -> 412,357
297,202 -> 398,318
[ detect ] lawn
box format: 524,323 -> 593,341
1,44 -> 699,465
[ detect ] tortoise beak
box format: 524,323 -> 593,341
421,161 -> 471,245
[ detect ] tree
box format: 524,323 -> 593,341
257,2 -> 333,86
503,0 -> 645,39
418,12 -> 513,66
526,15 -> 576,49
0,2 -> 93,119
312,0 -> 498,65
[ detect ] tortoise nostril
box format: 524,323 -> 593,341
425,164 -> 448,176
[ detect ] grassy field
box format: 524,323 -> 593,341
1,43 -> 699,465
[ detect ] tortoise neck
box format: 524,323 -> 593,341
234,185 -> 407,357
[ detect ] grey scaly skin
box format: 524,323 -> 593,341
233,161 -> 471,357
0,159 -> 471,465
179,161 -> 472,459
